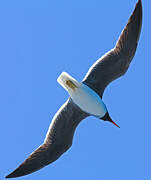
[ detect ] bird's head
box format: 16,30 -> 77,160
100,112 -> 120,128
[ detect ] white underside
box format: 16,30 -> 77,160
57,72 -> 107,118
70,83 -> 107,117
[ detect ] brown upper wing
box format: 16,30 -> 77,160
6,99 -> 88,178
83,0 -> 142,98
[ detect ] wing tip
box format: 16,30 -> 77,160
5,169 -> 22,179
116,0 -> 143,49
5,164 -> 31,178
131,0 -> 142,25
129,0 -> 142,24
5,161 -> 42,178
132,0 -> 143,41
5,174 -> 11,179
136,0 -> 142,16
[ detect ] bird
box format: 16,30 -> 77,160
6,0 -> 142,178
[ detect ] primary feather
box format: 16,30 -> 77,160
83,0 -> 142,98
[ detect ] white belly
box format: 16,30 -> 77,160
69,83 -> 107,117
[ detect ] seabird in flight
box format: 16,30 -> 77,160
6,0 -> 142,178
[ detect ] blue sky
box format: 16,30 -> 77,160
1,0 -> 150,179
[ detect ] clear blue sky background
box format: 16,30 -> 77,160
1,0 -> 150,179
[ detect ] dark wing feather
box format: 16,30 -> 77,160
6,99 -> 88,178
82,0 -> 142,98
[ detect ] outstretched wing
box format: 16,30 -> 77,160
6,99 -> 88,178
82,0 -> 142,98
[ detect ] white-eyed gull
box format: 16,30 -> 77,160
6,0 -> 142,178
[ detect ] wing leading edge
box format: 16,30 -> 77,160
6,99 -> 88,178
83,0 -> 142,98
